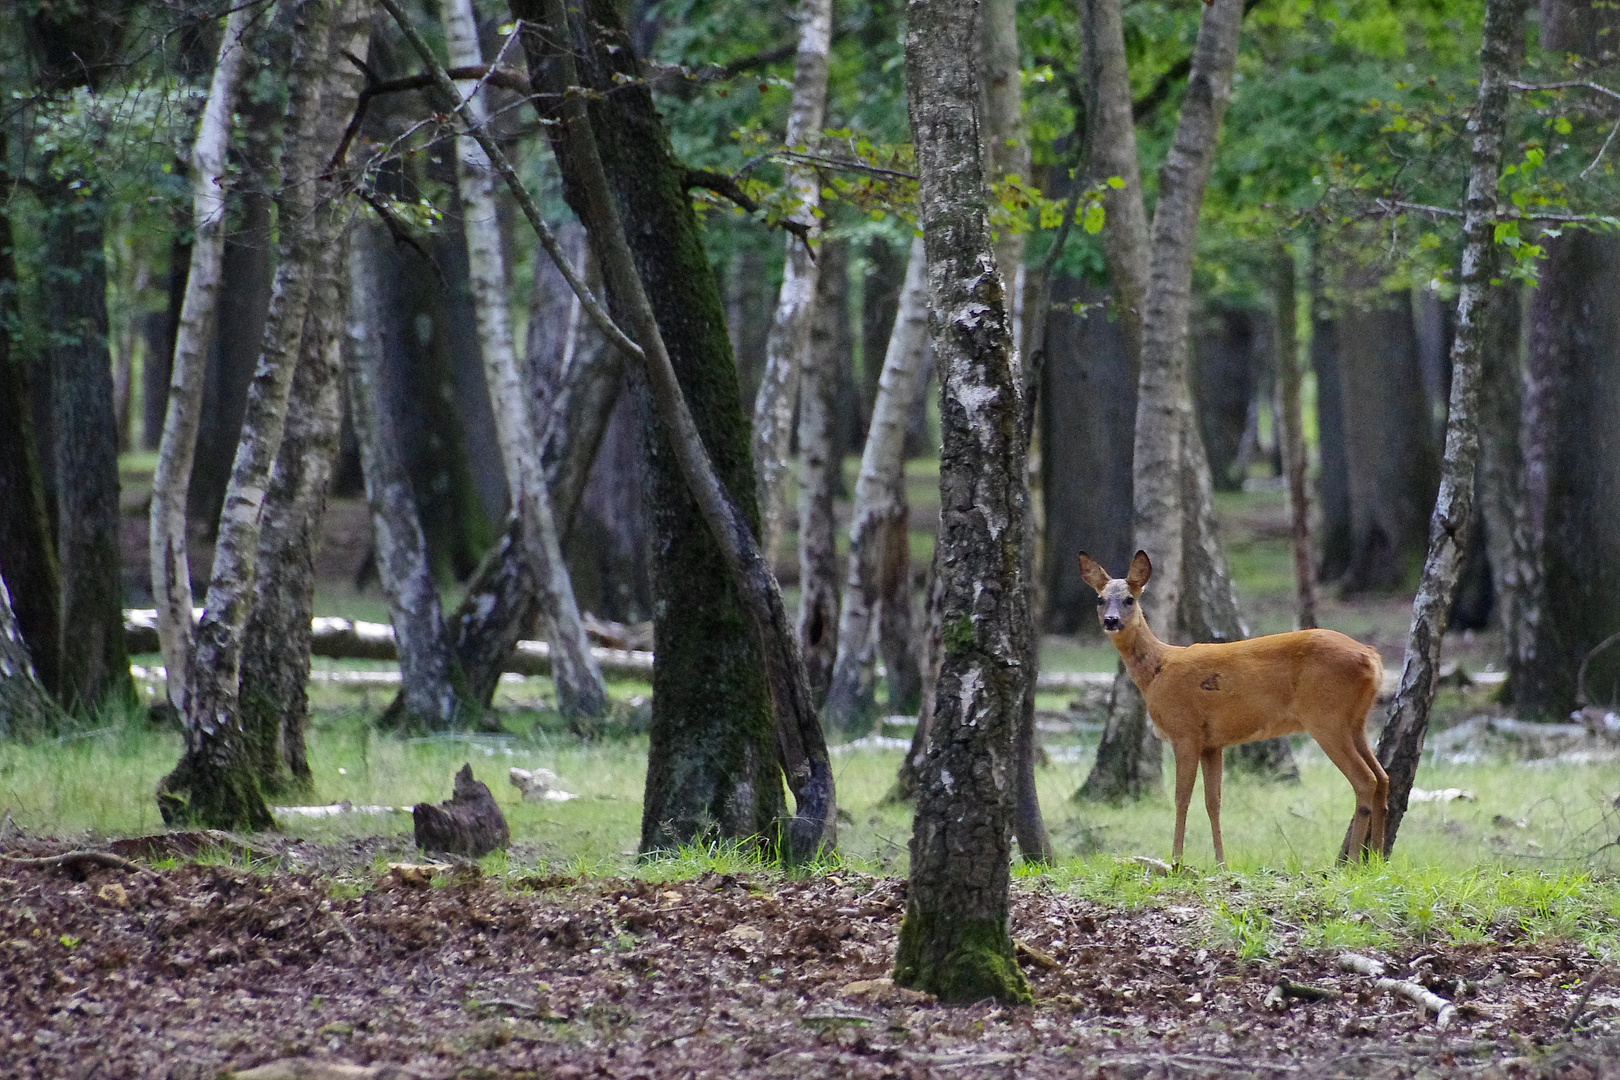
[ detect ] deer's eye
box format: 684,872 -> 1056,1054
1095,596 -> 1105,606
1123,597 -> 1134,607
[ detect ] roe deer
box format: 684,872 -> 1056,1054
1079,550 -> 1388,865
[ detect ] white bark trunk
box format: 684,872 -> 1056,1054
148,5 -> 255,711
345,223 -> 467,730
442,0 -> 608,720
750,0 -> 834,568
826,237 -> 929,731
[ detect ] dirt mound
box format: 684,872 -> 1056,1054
0,844 -> 1614,1078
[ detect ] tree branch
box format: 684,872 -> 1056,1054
684,168 -> 812,245
1131,0 -> 1263,121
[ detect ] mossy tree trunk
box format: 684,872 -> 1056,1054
507,0 -> 813,855
892,0 -> 1031,1006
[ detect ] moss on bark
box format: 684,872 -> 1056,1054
893,903 -> 1031,1005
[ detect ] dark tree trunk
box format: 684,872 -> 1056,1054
859,236 -> 906,444
191,128 -> 275,529
1310,271 -> 1353,583
1519,233 -> 1620,715
1190,304 -> 1259,491
0,560 -> 61,738
892,0 -> 1030,1006
566,386 -> 652,623
141,237 -> 189,451
1335,277 -> 1439,594
725,246 -> 771,406
0,138 -> 63,702
510,0 -> 788,852
41,174 -> 132,713
1275,244 -> 1318,629
1040,277 -> 1136,635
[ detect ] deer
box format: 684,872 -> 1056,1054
1078,550 -> 1389,866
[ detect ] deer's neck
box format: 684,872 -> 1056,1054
1110,618 -> 1175,695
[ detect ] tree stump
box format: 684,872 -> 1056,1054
412,764 -> 508,857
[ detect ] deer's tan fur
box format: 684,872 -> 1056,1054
1079,550 -> 1388,865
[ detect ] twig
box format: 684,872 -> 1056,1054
1374,198 -> 1620,227
1563,972 -> 1605,1033
684,168 -> 812,246
1510,79 -> 1620,105
0,851 -> 142,874
774,149 -> 916,181
357,190 -> 444,285
1575,630 -> 1620,708
1339,952 -> 1456,1030
1581,117 -> 1620,178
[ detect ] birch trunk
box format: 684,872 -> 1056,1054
796,239 -> 845,703
486,0 -> 834,860
827,237 -> 929,733
892,0 -> 1031,1006
159,0 -> 349,830
443,0 -> 608,721
1078,0 -> 1255,799
751,0 -> 834,568
1363,0 -> 1527,859
347,223 -> 472,732
0,560 -> 60,738
1275,244 -> 1318,629
150,7 -> 252,711
239,4 -> 371,791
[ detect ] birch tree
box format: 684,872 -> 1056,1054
347,222 -> 473,732
796,239 -> 846,702
826,237 -> 928,732
1274,244 -> 1318,629
892,0 -> 1031,1006
751,0 -> 834,567
0,562 -> 60,739
442,0 -> 608,721
149,6 -> 256,713
1369,0 -> 1528,857
158,0 -> 354,829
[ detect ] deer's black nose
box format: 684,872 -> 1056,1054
1103,616 -> 1121,632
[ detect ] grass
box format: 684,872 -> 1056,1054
16,465 -> 1620,955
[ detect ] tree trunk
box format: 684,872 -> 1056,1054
892,0 -> 1031,1006
827,237 -> 929,733
1040,278 -> 1135,635
1275,244 -> 1318,629
237,5 -> 370,790
347,222 -> 474,732
979,0 -> 1029,346
1078,0 -> 1247,801
751,0 -> 834,569
0,132 -> 62,703
893,543 -> 945,801
158,0 -> 353,830
444,0 -> 609,722
1190,304 -> 1259,491
1335,274 -> 1439,594
150,5 -> 256,713
503,0 -> 832,859
1364,0 -> 1526,859
859,237 -> 906,436
1310,265 -> 1353,582
0,562 -> 61,738
797,239 -> 845,703
42,172 -> 132,714
142,237 -> 187,452
1477,283 -> 1542,704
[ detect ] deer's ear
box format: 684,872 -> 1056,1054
1078,551 -> 1111,593
1125,550 -> 1153,591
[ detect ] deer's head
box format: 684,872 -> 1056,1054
1078,550 -> 1152,636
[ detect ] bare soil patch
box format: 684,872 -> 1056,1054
1,836 -> 1615,1079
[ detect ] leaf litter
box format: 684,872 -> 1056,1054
1,832 -> 1617,1079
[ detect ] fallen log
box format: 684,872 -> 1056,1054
1338,952 -> 1457,1030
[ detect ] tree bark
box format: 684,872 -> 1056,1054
238,5 -> 370,789
1335,273 -> 1439,594
443,0 -> 609,721
347,222 -> 474,732
1310,264 -> 1354,582
892,0 -> 1031,1006
158,0 -> 353,830
827,237 -> 929,733
496,0 -> 833,859
1078,0 -> 1247,800
1275,244 -> 1318,629
1364,0 -> 1527,859
1190,304 -> 1259,490
751,0 -> 835,569
150,5 -> 256,713
979,0 -> 1030,346
797,239 -> 845,704
0,131 -> 62,703
0,558 -> 62,739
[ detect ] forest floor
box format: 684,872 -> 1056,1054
3,831 -> 1619,1080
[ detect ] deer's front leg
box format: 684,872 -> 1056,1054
1171,743 -> 1200,866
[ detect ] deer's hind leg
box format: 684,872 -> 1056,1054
1200,747 -> 1225,867
1171,743 -> 1200,866
1317,732 -> 1385,863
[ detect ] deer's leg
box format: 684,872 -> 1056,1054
1171,743 -> 1199,866
1316,734 -> 1381,863
1352,728 -> 1389,857
1200,747 -> 1225,867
